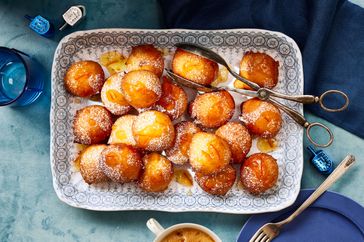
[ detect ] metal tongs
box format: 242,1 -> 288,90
166,43 -> 350,148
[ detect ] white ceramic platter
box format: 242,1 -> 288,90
50,28 -> 303,214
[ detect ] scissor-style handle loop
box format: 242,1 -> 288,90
306,122 -> 334,148
319,90 -> 349,112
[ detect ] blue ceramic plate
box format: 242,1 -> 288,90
237,189 -> 364,242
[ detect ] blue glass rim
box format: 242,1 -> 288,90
0,47 -> 30,106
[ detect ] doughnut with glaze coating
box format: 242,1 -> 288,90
73,105 -> 113,145
189,132 -> 231,175
138,153 -> 173,192
215,122 -> 252,164
80,144 -> 108,184
126,45 -> 164,77
190,90 -> 235,128
240,153 -> 278,195
240,98 -> 282,138
100,144 -> 142,183
172,48 -> 218,85
132,110 -> 175,151
64,60 -> 105,97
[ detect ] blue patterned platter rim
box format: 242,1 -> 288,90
50,28 -> 304,213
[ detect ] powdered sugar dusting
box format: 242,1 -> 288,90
215,122 -> 252,163
80,144 -> 109,184
139,153 -> 173,192
240,99 -> 282,138
73,105 -> 113,144
108,115 -> 137,146
121,70 -> 162,108
99,144 -> 142,183
126,45 -> 164,77
101,72 -> 131,115
165,121 -> 201,165
189,132 -> 231,175
132,111 -> 175,151
64,61 -> 105,97
190,91 -> 235,128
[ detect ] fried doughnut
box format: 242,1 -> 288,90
64,60 -> 105,97
101,72 -> 131,115
189,132 -> 231,175
215,122 -> 252,164
240,153 -> 278,195
172,48 -> 218,85
126,45 -> 164,77
237,52 -> 279,90
121,70 -> 162,108
195,164 -> 236,196
190,90 -> 235,128
240,98 -> 282,138
79,144 -> 108,184
100,144 -> 142,183
73,105 -> 113,145
154,77 -> 188,120
132,110 -> 175,151
165,121 -> 201,165
108,115 -> 137,146
139,153 -> 173,192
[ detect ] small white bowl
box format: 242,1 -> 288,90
146,218 -> 222,242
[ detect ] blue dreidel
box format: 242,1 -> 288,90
25,15 -> 54,37
307,146 -> 334,175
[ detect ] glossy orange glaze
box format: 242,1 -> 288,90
172,48 -> 218,85
239,52 -> 279,90
240,153 -> 278,195
240,98 -> 282,138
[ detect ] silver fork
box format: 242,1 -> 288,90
249,154 -> 355,242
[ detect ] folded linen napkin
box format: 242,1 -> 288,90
159,0 -> 364,138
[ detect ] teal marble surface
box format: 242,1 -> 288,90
0,1 -> 363,241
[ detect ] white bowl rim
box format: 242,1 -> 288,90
152,222 -> 222,242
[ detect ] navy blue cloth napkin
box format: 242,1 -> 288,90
159,0 -> 364,138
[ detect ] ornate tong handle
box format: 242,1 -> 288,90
261,89 -> 349,112
269,99 -> 334,148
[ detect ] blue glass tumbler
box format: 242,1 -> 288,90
0,47 -> 44,106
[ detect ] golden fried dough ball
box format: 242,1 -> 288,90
108,115 -> 137,146
240,98 -> 282,138
240,153 -> 279,195
237,52 -> 279,90
100,144 -> 142,183
154,77 -> 188,120
126,45 -> 164,77
215,122 -> 252,164
64,60 -> 105,97
73,105 -> 113,145
190,90 -> 235,128
172,48 -> 218,85
139,153 -> 173,192
132,111 -> 175,151
189,132 -> 231,175
195,164 -> 236,195
101,72 -> 131,115
121,70 -> 162,108
165,121 -> 201,165
79,144 -> 108,184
